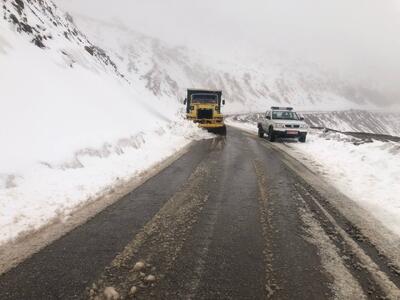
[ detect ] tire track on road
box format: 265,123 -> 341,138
250,141 -> 334,300
86,146 -> 220,299
298,200 -> 367,300
294,182 -> 400,299
295,178 -> 400,289
252,159 -> 280,299
136,133 -> 267,300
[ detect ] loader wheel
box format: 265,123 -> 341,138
268,127 -> 276,142
258,127 -> 264,138
209,126 -> 226,135
220,125 -> 227,136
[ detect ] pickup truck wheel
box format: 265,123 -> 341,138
268,127 -> 276,142
258,127 -> 264,138
299,134 -> 307,143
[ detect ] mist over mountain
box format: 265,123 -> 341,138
57,0 -> 400,110
44,13 -> 395,113
2,0 -> 398,113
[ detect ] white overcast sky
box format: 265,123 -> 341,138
57,0 -> 400,104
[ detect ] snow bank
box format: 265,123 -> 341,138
225,116 -> 258,134
290,131 -> 400,236
0,119 -> 209,245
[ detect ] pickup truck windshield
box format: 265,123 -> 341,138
191,94 -> 218,104
272,111 -> 299,120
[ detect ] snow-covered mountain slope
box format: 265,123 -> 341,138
1,0 -> 196,176
1,0 -> 123,76
0,0 -> 209,246
68,16 -> 393,114
228,110 -> 400,136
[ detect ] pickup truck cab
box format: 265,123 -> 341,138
257,107 -> 308,142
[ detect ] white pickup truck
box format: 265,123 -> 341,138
257,107 -> 308,142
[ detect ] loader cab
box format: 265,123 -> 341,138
184,90 -> 224,114
184,89 -> 227,135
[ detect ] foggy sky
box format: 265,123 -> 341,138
57,0 -> 400,106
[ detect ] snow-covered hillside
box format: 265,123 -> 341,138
67,16 -> 392,114
0,0 -> 210,246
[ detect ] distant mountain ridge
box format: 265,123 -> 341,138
68,15 -> 393,113
2,0 -> 395,114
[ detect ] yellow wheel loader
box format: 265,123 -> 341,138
184,89 -> 227,135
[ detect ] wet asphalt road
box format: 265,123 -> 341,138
1,127 -> 400,299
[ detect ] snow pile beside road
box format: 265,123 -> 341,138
0,119 -> 210,245
291,131 -> 400,236
225,116 -> 258,134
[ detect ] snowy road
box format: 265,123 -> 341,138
1,127 -> 400,299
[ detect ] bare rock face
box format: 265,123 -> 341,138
1,0 -> 123,77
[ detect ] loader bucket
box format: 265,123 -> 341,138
208,125 -> 227,136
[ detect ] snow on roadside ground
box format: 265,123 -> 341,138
290,131 -> 400,236
227,118 -> 400,237
225,117 -> 258,134
0,118 -> 211,246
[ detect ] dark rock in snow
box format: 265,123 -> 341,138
9,13 -> 19,24
12,0 -> 24,15
65,12 -> 74,24
32,35 -> 45,48
85,45 -> 94,56
20,22 -> 33,33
